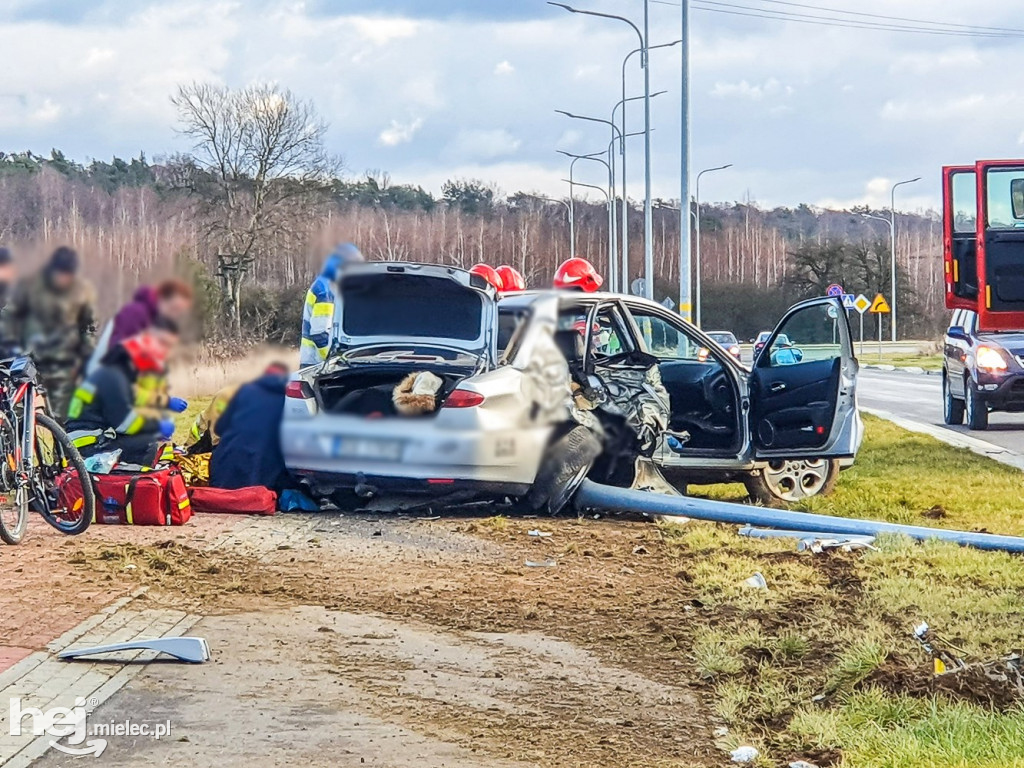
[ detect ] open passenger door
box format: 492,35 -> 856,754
750,297 -> 861,458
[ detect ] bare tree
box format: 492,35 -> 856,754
171,82 -> 338,332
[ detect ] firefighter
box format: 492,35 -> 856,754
553,258 -> 603,293
2,246 -> 96,418
468,264 -> 504,292
495,265 -> 526,292
300,242 -> 363,367
65,330 -> 177,466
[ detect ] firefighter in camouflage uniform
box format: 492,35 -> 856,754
1,247 -> 96,420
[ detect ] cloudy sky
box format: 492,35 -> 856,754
1,0 -> 1022,210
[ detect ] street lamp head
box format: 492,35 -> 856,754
547,2 -> 578,13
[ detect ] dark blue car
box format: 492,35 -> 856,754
943,308 -> 1024,429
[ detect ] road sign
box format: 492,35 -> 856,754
869,293 -> 891,314
630,278 -> 646,297
854,294 -> 871,314
841,293 -> 855,310
827,304 -> 839,320
826,283 -> 843,297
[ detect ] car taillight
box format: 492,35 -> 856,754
729,345 -> 741,357
443,389 -> 485,408
285,381 -> 312,399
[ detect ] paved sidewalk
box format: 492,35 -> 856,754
0,594 -> 201,767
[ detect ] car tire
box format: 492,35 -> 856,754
744,458 -> 839,507
965,379 -> 989,430
525,425 -> 602,516
942,373 -> 965,425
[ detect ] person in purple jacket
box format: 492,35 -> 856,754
110,279 -> 193,347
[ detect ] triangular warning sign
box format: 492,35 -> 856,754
869,293 -> 891,314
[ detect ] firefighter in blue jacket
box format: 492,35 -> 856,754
300,242 -> 363,367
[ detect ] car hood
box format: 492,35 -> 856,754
978,332 -> 1024,356
332,262 -> 497,364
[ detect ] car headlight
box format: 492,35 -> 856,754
976,345 -> 1008,371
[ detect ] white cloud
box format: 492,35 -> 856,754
445,128 -> 521,161
349,16 -> 418,45
711,78 -> 787,102
30,98 -> 61,124
378,117 -> 424,147
494,60 -> 514,75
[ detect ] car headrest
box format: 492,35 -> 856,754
554,329 -> 585,363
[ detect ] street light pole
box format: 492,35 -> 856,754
613,84 -> 671,292
694,163 -> 732,328
890,177 -> 921,342
549,2 -> 652,296
526,195 -> 573,262
564,152 -> 604,260
679,0 -> 691,319
642,0 -> 653,299
559,149 -> 615,288
556,110 -> 626,289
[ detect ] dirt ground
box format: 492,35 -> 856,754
33,511 -> 731,767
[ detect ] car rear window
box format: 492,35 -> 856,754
342,274 -> 484,341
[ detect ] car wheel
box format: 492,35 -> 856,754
744,459 -> 839,506
942,373 -> 965,425
965,379 -> 989,430
525,426 -> 602,515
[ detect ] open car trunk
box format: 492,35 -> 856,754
316,362 -> 476,417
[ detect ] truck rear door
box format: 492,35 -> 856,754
976,160 -> 1024,330
943,164 -> 978,311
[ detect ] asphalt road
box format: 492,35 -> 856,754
857,368 -> 1024,455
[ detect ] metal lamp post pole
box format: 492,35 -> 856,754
556,110 -> 626,288
612,85 -> 670,291
679,0 -> 692,320
890,177 -> 921,342
694,163 -> 732,328
526,195 -> 573,262
549,2 -> 651,296
559,150 -> 615,287
564,151 -> 604,260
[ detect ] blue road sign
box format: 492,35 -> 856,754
826,283 -> 843,297
841,293 -> 856,310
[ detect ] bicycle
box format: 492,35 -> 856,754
0,355 -> 95,544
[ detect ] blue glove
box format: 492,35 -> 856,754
168,396 -> 188,413
159,419 -> 175,440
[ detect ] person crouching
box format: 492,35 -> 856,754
65,331 -> 177,467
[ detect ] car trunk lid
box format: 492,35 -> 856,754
333,263 -> 497,364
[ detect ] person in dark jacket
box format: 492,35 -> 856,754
209,367 -> 291,491
65,331 -> 176,466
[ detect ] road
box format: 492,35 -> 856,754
858,368 -> 1024,456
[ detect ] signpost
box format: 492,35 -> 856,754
854,294 -> 870,355
869,293 -> 891,358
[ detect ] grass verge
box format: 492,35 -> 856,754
680,414 -> 1024,767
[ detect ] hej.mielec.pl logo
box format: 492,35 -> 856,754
10,696 -> 173,757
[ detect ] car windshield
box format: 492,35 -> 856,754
342,274 -> 484,342
756,332 -> 771,343
709,332 -> 737,345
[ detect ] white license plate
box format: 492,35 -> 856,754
332,437 -> 403,461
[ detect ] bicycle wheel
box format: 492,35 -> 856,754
0,413 -> 27,544
32,412 -> 94,535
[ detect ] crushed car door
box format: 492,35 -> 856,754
750,297 -> 861,458
579,301 -> 671,457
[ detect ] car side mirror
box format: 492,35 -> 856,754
947,325 -> 968,341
